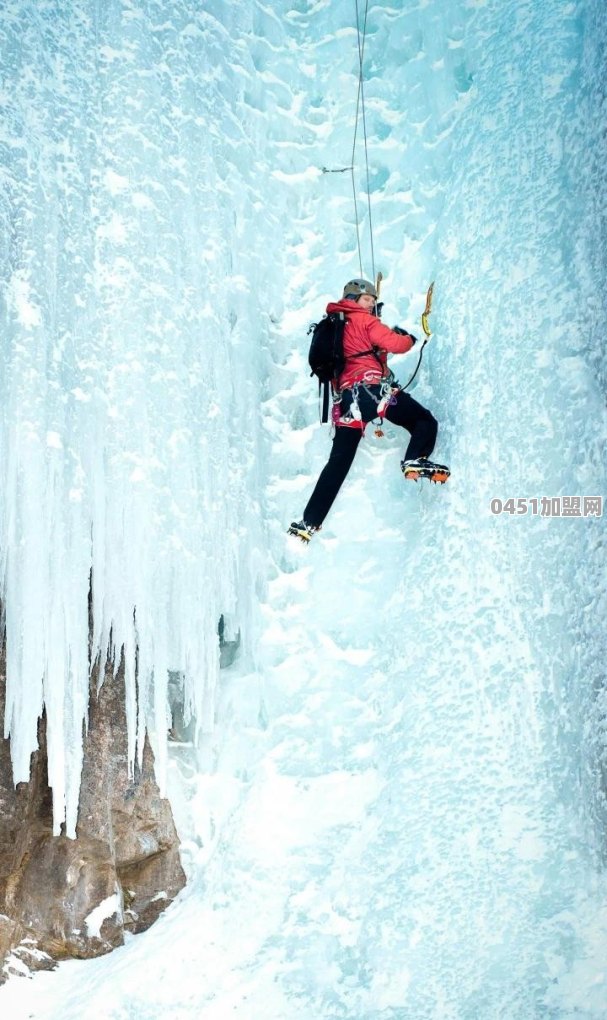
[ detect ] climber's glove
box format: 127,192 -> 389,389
393,326 -> 418,346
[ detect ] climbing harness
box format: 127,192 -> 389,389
333,376 -> 399,434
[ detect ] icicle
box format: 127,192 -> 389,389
0,0 -> 269,832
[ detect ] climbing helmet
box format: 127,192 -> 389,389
342,278 -> 377,300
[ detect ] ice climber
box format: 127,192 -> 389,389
289,278 -> 449,542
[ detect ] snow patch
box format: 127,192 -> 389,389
84,893 -> 121,939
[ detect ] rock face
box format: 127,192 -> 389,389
0,652 -> 186,981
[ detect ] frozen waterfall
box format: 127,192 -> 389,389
0,0 -> 276,834
1,0 -> 607,1017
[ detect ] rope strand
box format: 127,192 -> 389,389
351,0 -> 375,281
350,4 -> 364,277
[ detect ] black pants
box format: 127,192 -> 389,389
303,390 -> 437,528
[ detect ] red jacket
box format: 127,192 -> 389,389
326,299 -> 415,390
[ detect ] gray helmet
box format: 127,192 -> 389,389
342,278 -> 377,300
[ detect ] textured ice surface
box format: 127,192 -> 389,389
0,0 -> 606,1017
0,0 -> 274,833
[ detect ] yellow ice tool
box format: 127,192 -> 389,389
421,281 -> 434,339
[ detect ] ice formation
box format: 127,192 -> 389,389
0,0 -> 606,1016
0,0 -> 275,834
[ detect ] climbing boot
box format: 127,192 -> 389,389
401,457 -> 450,484
287,520 -> 320,543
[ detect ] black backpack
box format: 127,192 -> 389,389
307,312 -> 346,422
307,312 -> 385,422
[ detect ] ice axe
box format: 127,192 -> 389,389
374,271 -> 384,318
401,281 -> 434,391
421,281 -> 434,340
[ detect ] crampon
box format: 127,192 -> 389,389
287,520 -> 320,543
401,457 -> 450,484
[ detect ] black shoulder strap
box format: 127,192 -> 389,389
320,380 -> 331,424
314,314 -> 384,423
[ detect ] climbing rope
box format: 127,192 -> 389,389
351,0 -> 375,281
321,2 -> 376,279
324,16 -> 437,395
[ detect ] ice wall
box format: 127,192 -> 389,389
265,0 -> 607,1015
0,0 -> 605,1016
0,0 -> 283,834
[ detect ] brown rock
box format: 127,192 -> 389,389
0,646 -> 186,982
6,834 -> 123,959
